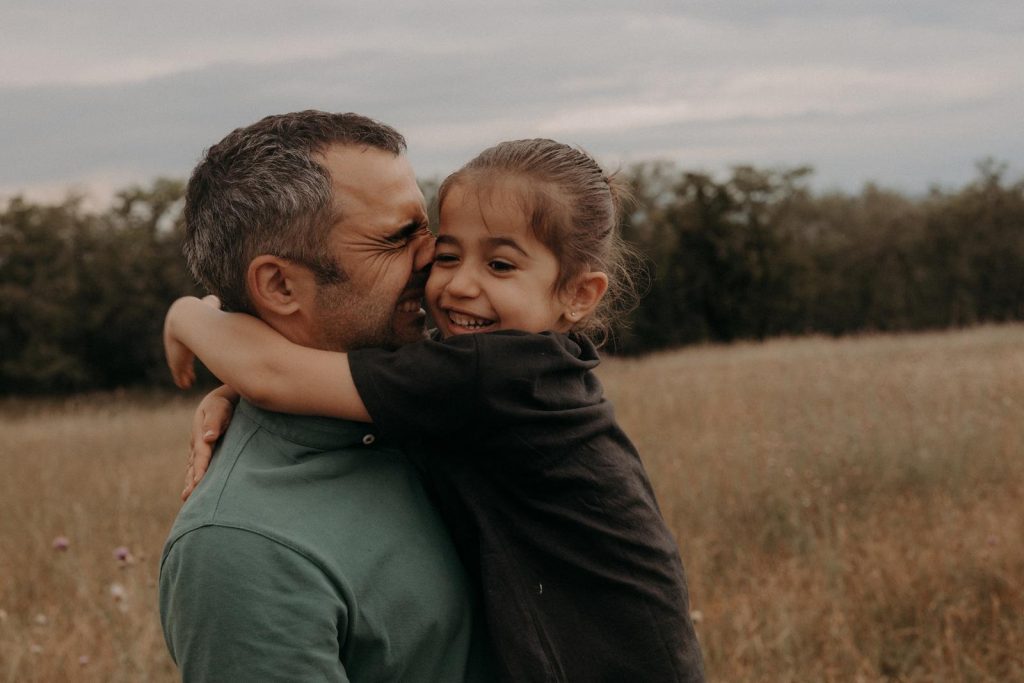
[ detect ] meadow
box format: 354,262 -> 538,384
1,325 -> 1022,682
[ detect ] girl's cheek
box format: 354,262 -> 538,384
425,266 -> 444,293
424,272 -> 443,314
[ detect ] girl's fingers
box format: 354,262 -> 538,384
202,411 -> 223,440
174,367 -> 195,390
191,404 -> 208,451
180,387 -> 236,503
181,464 -> 195,501
192,441 -> 214,482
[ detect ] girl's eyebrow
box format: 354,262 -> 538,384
483,236 -> 529,257
436,233 -> 529,257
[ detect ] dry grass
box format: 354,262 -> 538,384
0,394 -> 190,682
2,326 -> 1023,681
600,325 -> 1024,682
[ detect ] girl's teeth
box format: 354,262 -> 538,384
449,312 -> 493,328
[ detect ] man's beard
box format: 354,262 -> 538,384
312,280 -> 423,352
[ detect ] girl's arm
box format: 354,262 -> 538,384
163,296 -> 370,422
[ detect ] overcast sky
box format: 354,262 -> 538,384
3,0 -> 1022,204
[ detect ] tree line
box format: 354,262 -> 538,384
2,162 -> 1022,393
615,159 -> 1024,352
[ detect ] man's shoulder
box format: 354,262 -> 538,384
160,408 -> 262,541
161,400 -> 461,581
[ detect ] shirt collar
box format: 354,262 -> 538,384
237,399 -> 381,451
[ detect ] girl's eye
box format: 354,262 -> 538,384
434,253 -> 459,265
488,260 -> 516,273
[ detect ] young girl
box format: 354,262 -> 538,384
165,139 -> 705,682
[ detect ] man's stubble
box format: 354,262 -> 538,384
312,278 -> 423,352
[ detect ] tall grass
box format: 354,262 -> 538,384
600,325 -> 1024,682
0,395 -> 191,682
2,326 -> 1022,681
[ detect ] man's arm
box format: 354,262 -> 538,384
164,296 -> 370,421
160,525 -> 351,682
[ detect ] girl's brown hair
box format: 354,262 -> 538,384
437,139 -> 646,345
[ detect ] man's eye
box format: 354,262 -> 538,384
388,225 -> 429,247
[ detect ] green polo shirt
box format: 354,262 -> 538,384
159,400 -> 491,682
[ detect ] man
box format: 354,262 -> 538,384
159,111 -> 490,681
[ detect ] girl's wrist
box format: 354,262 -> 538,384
166,298 -> 189,338
172,295 -> 204,326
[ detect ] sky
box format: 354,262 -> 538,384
2,0 -> 1023,205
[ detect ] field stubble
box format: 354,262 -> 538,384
2,326 -> 1023,681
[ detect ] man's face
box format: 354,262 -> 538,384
311,144 -> 434,351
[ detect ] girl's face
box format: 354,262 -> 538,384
426,180 -> 572,338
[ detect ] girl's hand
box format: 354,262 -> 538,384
182,385 -> 239,501
164,295 -> 222,389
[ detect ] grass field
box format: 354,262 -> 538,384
2,325 -> 1022,681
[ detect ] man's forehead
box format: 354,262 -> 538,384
320,146 -> 426,236
322,146 -> 417,199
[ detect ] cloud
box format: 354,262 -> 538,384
1,0 -> 1022,201
535,62 -> 1006,135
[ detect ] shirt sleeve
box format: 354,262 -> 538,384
160,525 -> 350,683
348,334 -> 483,439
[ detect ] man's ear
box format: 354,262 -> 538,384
246,255 -> 313,317
563,271 -> 609,322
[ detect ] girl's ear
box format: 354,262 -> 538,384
563,271 -> 609,323
246,255 -> 313,317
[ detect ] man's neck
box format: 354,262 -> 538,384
260,311 -> 349,353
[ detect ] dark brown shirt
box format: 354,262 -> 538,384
350,331 -> 704,682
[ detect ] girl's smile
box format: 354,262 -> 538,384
426,178 -> 573,339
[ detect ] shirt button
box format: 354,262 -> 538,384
362,434 -> 376,445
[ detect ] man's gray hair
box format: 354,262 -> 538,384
182,110 -> 406,313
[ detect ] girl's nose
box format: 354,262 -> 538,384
445,264 -> 480,298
